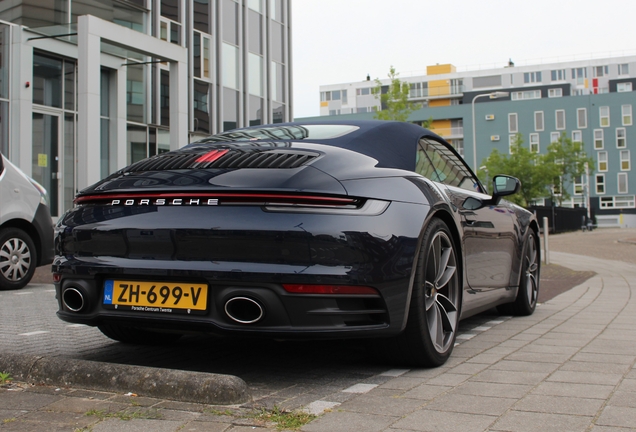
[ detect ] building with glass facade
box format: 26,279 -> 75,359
309,56 -> 636,227
0,0 -> 292,218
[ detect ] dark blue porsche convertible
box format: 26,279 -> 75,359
53,120 -> 540,366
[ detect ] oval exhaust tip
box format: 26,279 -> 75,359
224,296 -> 264,324
62,287 -> 85,312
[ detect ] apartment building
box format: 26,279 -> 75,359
311,56 -> 636,226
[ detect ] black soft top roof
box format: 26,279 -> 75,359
190,120 -> 445,171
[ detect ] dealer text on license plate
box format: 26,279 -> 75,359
103,280 -> 208,314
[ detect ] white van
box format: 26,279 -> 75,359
0,153 -> 54,290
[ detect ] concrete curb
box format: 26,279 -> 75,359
0,353 -> 250,405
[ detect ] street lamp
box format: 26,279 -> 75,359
471,91 -> 509,172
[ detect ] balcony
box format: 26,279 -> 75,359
429,127 -> 464,139
409,85 -> 465,100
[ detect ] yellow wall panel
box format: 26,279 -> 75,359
429,79 -> 450,97
426,64 -> 456,75
429,99 -> 451,107
431,119 -> 452,136
320,101 -> 328,107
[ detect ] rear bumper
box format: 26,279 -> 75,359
54,201 -> 429,338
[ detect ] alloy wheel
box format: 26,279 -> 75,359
0,237 -> 32,281
424,230 -> 459,353
524,235 -> 539,306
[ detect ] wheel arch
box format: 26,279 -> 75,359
400,205 -> 464,331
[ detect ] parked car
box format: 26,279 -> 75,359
53,121 -> 540,366
0,152 -> 54,290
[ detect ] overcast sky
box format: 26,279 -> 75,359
291,0 -> 636,119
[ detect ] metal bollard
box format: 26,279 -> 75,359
543,216 -> 550,265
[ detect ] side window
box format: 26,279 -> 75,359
0,154 -> 4,175
415,138 -> 483,193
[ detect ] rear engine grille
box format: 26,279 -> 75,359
123,149 -> 318,173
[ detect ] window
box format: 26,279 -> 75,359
594,129 -> 604,149
600,195 -> 636,209
415,138 -> 479,192
450,139 -> 464,157
222,43 -> 239,90
618,173 -> 629,194
600,106 -> 610,127
572,131 -> 582,142
508,113 -> 518,133
617,128 -> 626,148
572,67 -> 587,84
523,71 -> 542,84
596,174 -> 605,194
551,69 -> 566,81
551,132 -> 560,143
618,63 -> 629,75
620,150 -> 630,171
617,82 -> 633,92
341,90 -> 348,105
248,53 -> 263,97
556,110 -> 566,130
329,109 -> 341,116
511,90 -> 541,100
529,133 -> 539,153
331,90 -> 341,101
598,151 -> 608,172
622,105 -> 632,125
193,32 -> 211,79
577,108 -> 587,129
357,87 -> 371,96
548,88 -> 563,98
593,66 -> 609,77
534,111 -> 544,131
574,176 -> 584,195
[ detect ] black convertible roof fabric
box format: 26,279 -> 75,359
192,120 -> 444,172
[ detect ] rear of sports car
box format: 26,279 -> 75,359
53,141 -> 432,342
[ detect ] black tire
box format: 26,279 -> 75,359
0,227 -> 37,290
98,323 -> 182,345
498,232 -> 540,316
382,218 -> 461,367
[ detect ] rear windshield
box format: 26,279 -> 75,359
193,124 -> 359,144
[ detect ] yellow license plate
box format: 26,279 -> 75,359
103,280 -> 208,312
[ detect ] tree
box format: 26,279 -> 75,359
543,133 -> 594,206
478,134 -> 554,207
372,66 -> 415,122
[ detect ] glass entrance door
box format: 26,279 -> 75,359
32,111 -> 61,217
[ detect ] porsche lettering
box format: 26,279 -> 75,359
109,198 -> 219,206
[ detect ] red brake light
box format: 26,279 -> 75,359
282,284 -> 379,295
195,149 -> 230,163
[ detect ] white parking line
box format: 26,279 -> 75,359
19,331 -> 49,336
342,383 -> 378,393
14,292 -> 33,295
66,324 -> 86,328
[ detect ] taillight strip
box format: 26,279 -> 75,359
282,284 -> 380,296
74,192 -> 358,207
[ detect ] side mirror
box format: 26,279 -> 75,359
492,175 -> 520,204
